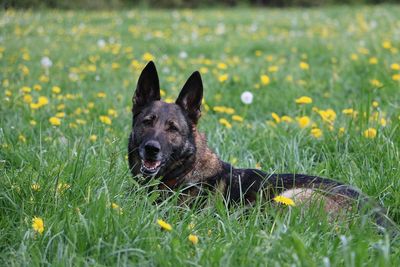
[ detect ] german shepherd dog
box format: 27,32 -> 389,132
128,61 -> 395,231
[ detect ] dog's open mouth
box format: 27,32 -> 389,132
140,159 -> 162,176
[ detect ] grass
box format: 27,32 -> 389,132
1,5 -> 400,266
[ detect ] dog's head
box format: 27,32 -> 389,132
128,61 -> 203,178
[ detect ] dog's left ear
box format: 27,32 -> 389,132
176,71 -> 203,124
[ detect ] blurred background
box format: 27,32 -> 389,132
5,0 -> 400,9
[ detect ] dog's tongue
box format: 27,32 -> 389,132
143,160 -> 161,170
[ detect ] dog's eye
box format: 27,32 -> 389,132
167,121 -> 179,132
142,115 -> 155,126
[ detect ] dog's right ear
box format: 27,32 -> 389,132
133,61 -> 160,113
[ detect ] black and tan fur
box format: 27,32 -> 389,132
128,61 -> 395,230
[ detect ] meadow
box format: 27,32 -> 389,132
1,5 -> 400,266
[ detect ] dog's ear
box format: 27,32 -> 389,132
176,71 -> 203,124
133,61 -> 160,112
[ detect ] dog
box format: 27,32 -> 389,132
128,61 -> 395,231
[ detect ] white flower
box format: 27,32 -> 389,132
179,51 -> 188,59
241,91 -> 253,105
40,57 -> 52,68
97,39 -> 106,48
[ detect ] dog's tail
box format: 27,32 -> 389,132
263,173 -> 399,236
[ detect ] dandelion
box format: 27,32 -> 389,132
31,183 -> 40,191
30,120 -> 37,126
97,92 -> 106,98
99,115 -> 112,125
370,79 -> 383,87
380,118 -> 387,127
157,219 -> 172,231
21,86 -> 31,93
111,202 -> 123,214
299,61 -> 309,70
363,128 -> 377,139
111,63 -> 120,70
33,84 -> 42,91
142,52 -> 155,62
273,195 -> 295,206
32,217 -> 44,234
219,118 -> 232,129
382,41 -> 392,49
52,86 -> 61,94
240,91 -> 253,104
89,135 -> 97,142
38,96 -> 49,106
39,75 -> 49,83
217,62 -> 227,69
23,94 -> 33,104
350,54 -> 358,61
392,74 -> 400,81
281,115 -> 293,123
57,182 -> 70,194
369,57 -> 378,65
49,117 -> 61,126
390,63 -> 400,71
232,115 -> 244,122
311,128 -> 323,138
260,74 -> 270,85
218,74 -> 228,83
372,101 -> 379,108
268,66 -> 279,72
18,134 -> 26,143
297,116 -> 311,128
295,96 -> 312,104
342,108 -> 354,115
271,112 -> 281,123
188,234 -> 199,245
108,109 -> 118,117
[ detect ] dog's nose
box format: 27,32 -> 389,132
144,140 -> 161,156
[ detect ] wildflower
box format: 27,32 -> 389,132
108,109 -> 118,117
232,115 -> 244,122
99,115 -> 112,125
380,118 -> 387,127
297,116 -> 311,128
57,183 -> 70,194
5,90 -> 12,96
111,202 -> 123,214
31,183 -> 40,191
219,118 -> 232,129
370,79 -> 383,87
299,62 -> 309,70
372,101 -> 379,108
33,84 -> 42,91
268,66 -> 279,72
30,120 -> 37,126
382,41 -> 392,49
55,112 -> 65,118
32,217 -> 44,234
217,62 -> 227,69
271,112 -> 281,123
318,109 -> 336,124
188,234 -> 199,245
281,115 -> 293,123
369,57 -> 378,65
21,86 -> 31,93
218,74 -> 228,83
52,86 -> 61,94
240,91 -> 253,104
199,67 -> 208,74
350,54 -> 358,61
89,135 -> 97,142
338,127 -> 345,136
273,195 -> 295,206
39,75 -> 49,83
260,74 -> 270,85
342,108 -> 354,115
392,74 -> 400,81
18,134 -> 26,143
157,219 -> 172,231
49,117 -> 61,126
41,56 -> 52,68
390,63 -> 400,71
142,52 -> 155,61
111,63 -> 120,70
295,96 -> 312,104
97,92 -> 106,98
38,96 -> 49,106
363,128 -> 377,139
23,94 -> 33,104
311,128 -> 323,138
87,64 -> 96,72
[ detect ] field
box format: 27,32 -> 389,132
1,5 -> 400,266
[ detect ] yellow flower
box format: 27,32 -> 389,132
111,202 -> 123,214
342,108 -> 354,115
217,62 -> 227,69
281,115 -> 293,123
369,57 -> 378,65
260,74 -> 270,85
382,41 -> 392,49
52,86 -> 61,94
157,219 -> 172,231
311,128 -> 323,138
218,74 -> 228,83
5,90 -> 12,96
32,217 -> 44,234
31,183 -> 41,191
297,116 -> 311,128
111,62 -> 120,70
30,120 -> 37,126
219,118 -> 232,129
23,94 -> 33,104
350,53 -> 358,61
142,52 -> 154,62
363,128 -> 377,139
271,112 -> 281,123
97,92 -> 106,98
21,86 -> 31,93
370,79 -> 383,87
38,96 -> 49,106
39,75 -> 49,83
108,109 -> 118,117
380,118 -> 387,127
273,195 -> 295,206
57,182 -> 70,194
99,115 -> 112,125
318,109 -> 336,124
49,117 -> 61,126
299,61 -> 309,70
18,134 -> 26,143
188,234 -> 199,245
232,115 -> 243,122
390,63 -> 400,71
392,74 -> 400,81
33,84 -> 42,91
295,96 -> 312,104
372,101 -> 379,108
268,66 -> 279,72
89,135 -> 97,142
